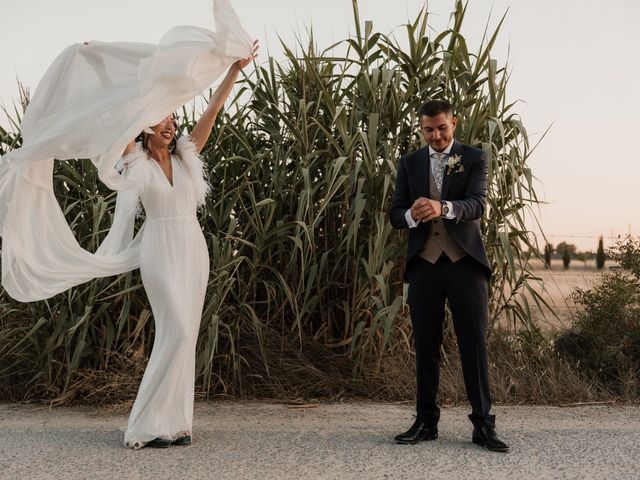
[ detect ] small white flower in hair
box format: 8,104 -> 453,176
143,127 -> 154,134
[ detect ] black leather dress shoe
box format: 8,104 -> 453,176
394,419 -> 438,444
146,437 -> 172,448
172,435 -> 192,446
472,426 -> 509,452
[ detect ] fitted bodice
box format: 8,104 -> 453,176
140,155 -> 199,221
121,136 -> 210,223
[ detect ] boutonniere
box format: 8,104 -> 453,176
446,154 -> 464,175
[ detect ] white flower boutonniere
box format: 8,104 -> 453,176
446,154 -> 464,175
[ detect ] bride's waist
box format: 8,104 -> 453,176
145,214 -> 199,223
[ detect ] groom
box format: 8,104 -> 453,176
389,99 -> 508,452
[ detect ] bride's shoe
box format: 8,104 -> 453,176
172,434 -> 192,446
145,437 -> 172,448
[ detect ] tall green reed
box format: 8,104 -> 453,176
0,1 -> 548,402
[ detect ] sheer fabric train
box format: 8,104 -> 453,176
0,0 -> 252,301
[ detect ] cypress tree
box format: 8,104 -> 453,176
544,244 -> 552,268
563,245 -> 571,269
596,236 -> 605,269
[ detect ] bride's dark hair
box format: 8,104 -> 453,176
137,114 -> 182,160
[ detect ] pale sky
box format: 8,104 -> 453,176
1,0 -> 639,251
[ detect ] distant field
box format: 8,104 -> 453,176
520,258 -> 613,332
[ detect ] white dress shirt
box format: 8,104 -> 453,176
405,141 -> 457,228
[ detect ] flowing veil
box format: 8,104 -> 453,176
0,0 -> 253,301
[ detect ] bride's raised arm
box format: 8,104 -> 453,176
190,40 -> 259,154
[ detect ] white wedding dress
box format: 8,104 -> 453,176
121,137 -> 209,448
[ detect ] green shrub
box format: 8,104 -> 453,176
557,236 -> 640,397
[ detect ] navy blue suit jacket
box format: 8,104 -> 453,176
389,140 -> 491,279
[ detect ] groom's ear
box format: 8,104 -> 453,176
451,116 -> 458,130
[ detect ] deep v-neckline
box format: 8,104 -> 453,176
150,155 -> 175,188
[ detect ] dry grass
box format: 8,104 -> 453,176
506,258 -> 612,332
45,323 -> 606,409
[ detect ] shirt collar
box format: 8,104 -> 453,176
429,139 -> 454,157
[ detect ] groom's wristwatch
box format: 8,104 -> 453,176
440,201 -> 449,217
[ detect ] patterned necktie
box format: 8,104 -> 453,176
431,152 -> 447,194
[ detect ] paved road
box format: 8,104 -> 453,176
1,402 -> 639,479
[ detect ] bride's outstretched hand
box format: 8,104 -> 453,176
234,40 -> 259,69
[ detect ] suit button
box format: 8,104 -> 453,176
435,232 -> 440,236
433,219 -> 438,224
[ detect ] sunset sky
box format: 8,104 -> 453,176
1,0 -> 638,251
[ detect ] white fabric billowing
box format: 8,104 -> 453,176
0,0 -> 251,301
120,137 -> 209,448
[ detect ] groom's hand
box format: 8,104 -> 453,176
411,198 -> 442,223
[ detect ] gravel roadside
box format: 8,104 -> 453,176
1,402 -> 639,480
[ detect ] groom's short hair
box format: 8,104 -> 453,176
418,100 -> 454,118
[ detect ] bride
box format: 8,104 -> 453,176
121,43 -> 257,448
0,0 -> 257,449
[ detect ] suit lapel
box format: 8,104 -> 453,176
413,146 -> 430,199
441,140 -> 463,200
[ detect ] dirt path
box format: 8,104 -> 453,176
1,402 -> 639,479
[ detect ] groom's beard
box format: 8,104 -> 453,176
429,138 -> 451,152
